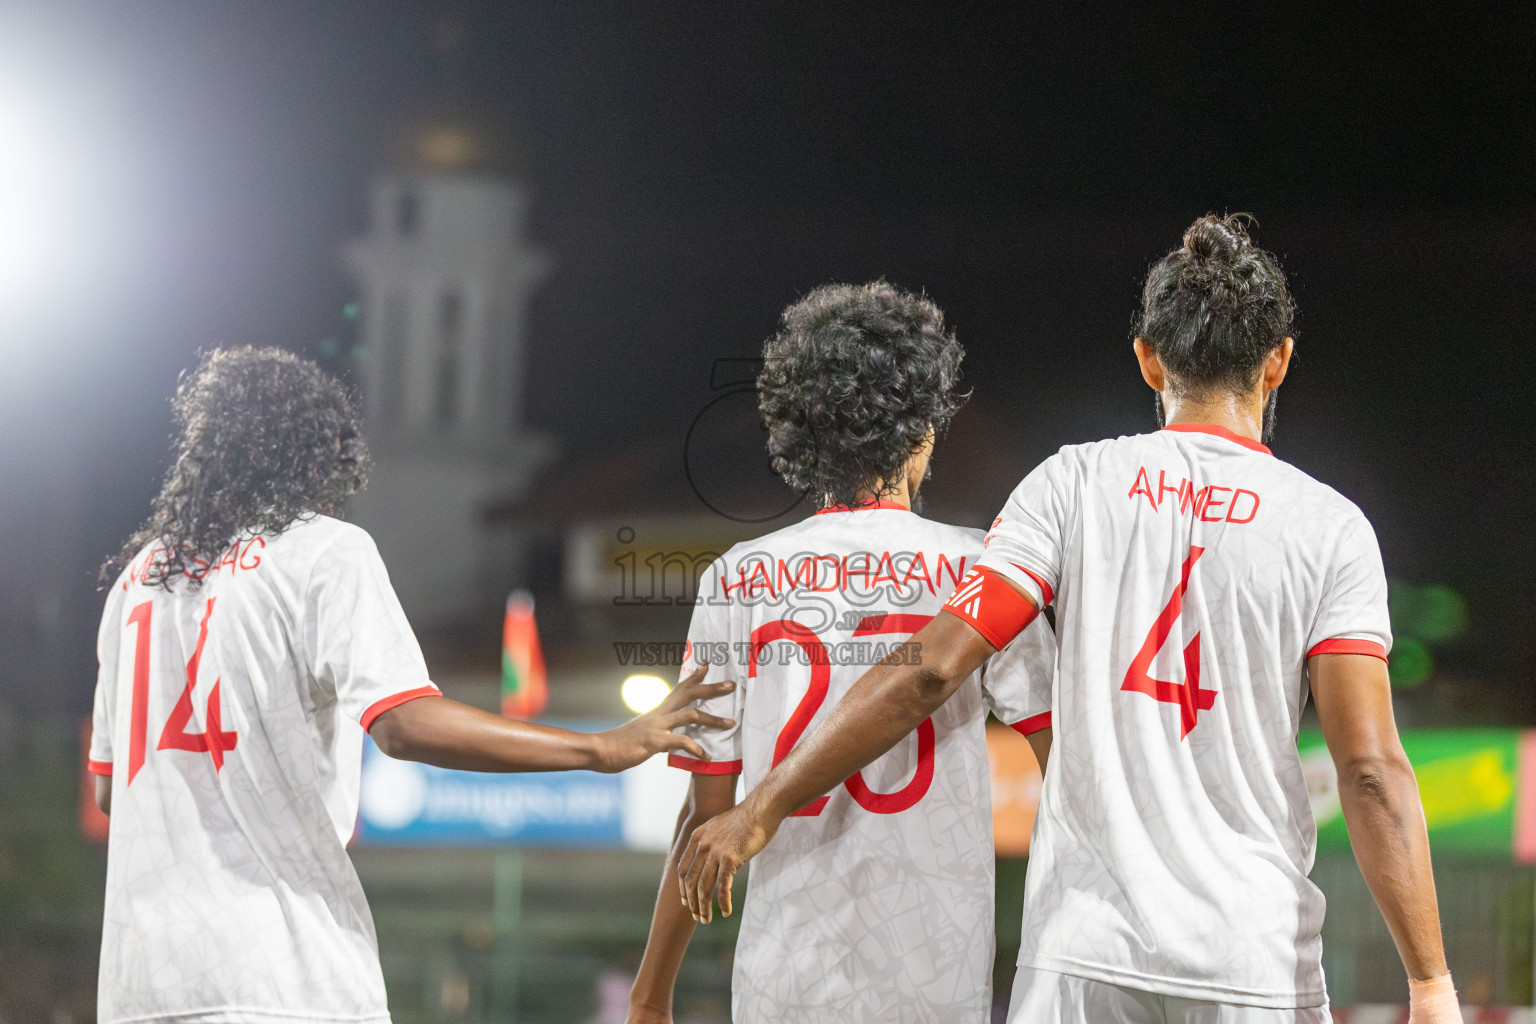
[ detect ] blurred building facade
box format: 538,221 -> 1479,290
345,110 -> 553,629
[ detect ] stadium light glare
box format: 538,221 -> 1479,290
0,109 -> 47,286
621,674 -> 672,714
0,94 -> 72,306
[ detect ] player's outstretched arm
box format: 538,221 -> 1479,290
678,611 -> 999,921
370,667 -> 735,774
1311,652 -> 1460,1024
628,773 -> 739,1024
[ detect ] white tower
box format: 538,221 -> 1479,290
344,112 -> 553,628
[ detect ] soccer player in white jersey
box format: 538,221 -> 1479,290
625,283 -> 1056,1024
88,347 -> 734,1024
681,218 -> 1463,1024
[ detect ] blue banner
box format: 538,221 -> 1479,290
354,720 -> 691,849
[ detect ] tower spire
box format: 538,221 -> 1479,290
342,95 -> 553,628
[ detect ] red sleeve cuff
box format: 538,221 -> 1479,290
1307,638 -> 1389,662
667,753 -> 743,775
1009,712 -> 1052,737
944,566 -> 1042,650
86,758 -> 113,777
361,685 -> 443,732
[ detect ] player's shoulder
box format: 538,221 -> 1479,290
1061,430 -> 1196,464
693,526 -> 804,604
713,517 -> 813,564
709,515 -> 831,573
271,513 -> 367,548
1264,457 -> 1375,529
1003,434 -> 1136,494
911,515 -> 987,551
268,515 -> 386,572
1017,433 -> 1148,475
1153,428 -> 1374,524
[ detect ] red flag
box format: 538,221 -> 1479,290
501,590 -> 548,719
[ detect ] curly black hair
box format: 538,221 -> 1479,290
757,281 -> 966,510
103,346 -> 368,588
1137,214 -> 1296,396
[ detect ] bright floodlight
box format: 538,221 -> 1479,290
0,87 -> 74,303
622,674 -> 672,714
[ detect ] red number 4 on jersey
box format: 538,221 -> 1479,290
1122,546 -> 1216,739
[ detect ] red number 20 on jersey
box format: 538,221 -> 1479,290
753,614 -> 936,817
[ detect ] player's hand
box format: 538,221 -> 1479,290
591,667 -> 735,773
677,797 -> 776,923
1408,975 -> 1463,1024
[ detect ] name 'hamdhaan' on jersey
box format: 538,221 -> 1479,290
672,501 -> 1057,1024
975,424 -> 1392,1010
88,516 -> 439,1024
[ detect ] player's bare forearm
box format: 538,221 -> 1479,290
629,775 -> 738,1022
372,697 -> 601,770
1338,754 -> 1446,979
1311,653 -> 1449,982
749,611 -> 997,823
369,668 -> 735,774
94,775 -> 112,815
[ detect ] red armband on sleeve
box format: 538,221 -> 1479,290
943,566 -> 1041,650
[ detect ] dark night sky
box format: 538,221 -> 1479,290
0,3 -> 1532,717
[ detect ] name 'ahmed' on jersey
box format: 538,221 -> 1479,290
1127,465 -> 1261,523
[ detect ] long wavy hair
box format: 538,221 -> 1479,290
757,281 -> 967,509
102,346 -> 368,588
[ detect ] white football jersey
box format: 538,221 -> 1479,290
89,516 -> 440,1024
673,501 -> 1057,1024
976,425 -> 1392,1009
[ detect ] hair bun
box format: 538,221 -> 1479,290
1182,214 -> 1248,263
